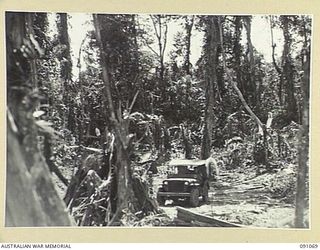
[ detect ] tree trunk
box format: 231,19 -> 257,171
270,16 -> 284,107
150,15 -> 168,82
6,12 -> 74,226
93,14 -> 130,222
181,124 -> 192,159
93,14 -> 159,225
294,44 -> 310,228
243,16 -> 256,108
201,16 -> 220,160
218,16 -> 269,167
233,16 -> 244,94
269,16 -> 282,75
183,16 -> 194,75
281,16 -> 298,122
57,13 -> 72,82
57,13 -> 74,131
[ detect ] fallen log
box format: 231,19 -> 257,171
176,206 -> 242,227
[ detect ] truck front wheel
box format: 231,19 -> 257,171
202,184 -> 209,202
189,188 -> 200,207
157,188 -> 166,206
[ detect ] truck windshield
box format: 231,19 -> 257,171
175,166 -> 197,174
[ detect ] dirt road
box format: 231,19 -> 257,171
156,169 -> 296,228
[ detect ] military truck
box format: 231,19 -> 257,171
156,159 -> 210,207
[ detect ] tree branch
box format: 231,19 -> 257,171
162,22 -> 168,58
128,91 -> 140,114
139,34 -> 161,58
150,15 -> 160,40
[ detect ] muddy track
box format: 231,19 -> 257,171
157,170 -> 295,228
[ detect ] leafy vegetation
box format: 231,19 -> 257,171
6,13 -> 310,227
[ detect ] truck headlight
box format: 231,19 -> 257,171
184,181 -> 189,185
163,181 -> 169,191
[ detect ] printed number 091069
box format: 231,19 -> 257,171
300,244 -> 318,248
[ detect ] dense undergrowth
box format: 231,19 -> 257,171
49,118 -> 302,226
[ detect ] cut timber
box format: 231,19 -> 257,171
176,207 -> 242,227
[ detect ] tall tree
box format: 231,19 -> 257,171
149,14 -> 169,82
295,43 -> 310,228
139,14 -> 170,110
218,16 -> 269,167
295,15 -> 311,228
56,13 -> 75,132
233,16 -> 244,94
243,16 -> 257,109
182,15 -> 195,75
280,15 -> 298,123
57,13 -> 72,82
98,14 -> 140,108
200,16 -> 220,160
93,14 -> 159,225
269,15 -> 282,75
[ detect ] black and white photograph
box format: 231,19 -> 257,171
6,12 -> 311,228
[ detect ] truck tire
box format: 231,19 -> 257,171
157,195 -> 165,206
157,188 -> 165,206
189,188 -> 200,207
202,184 -> 209,202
